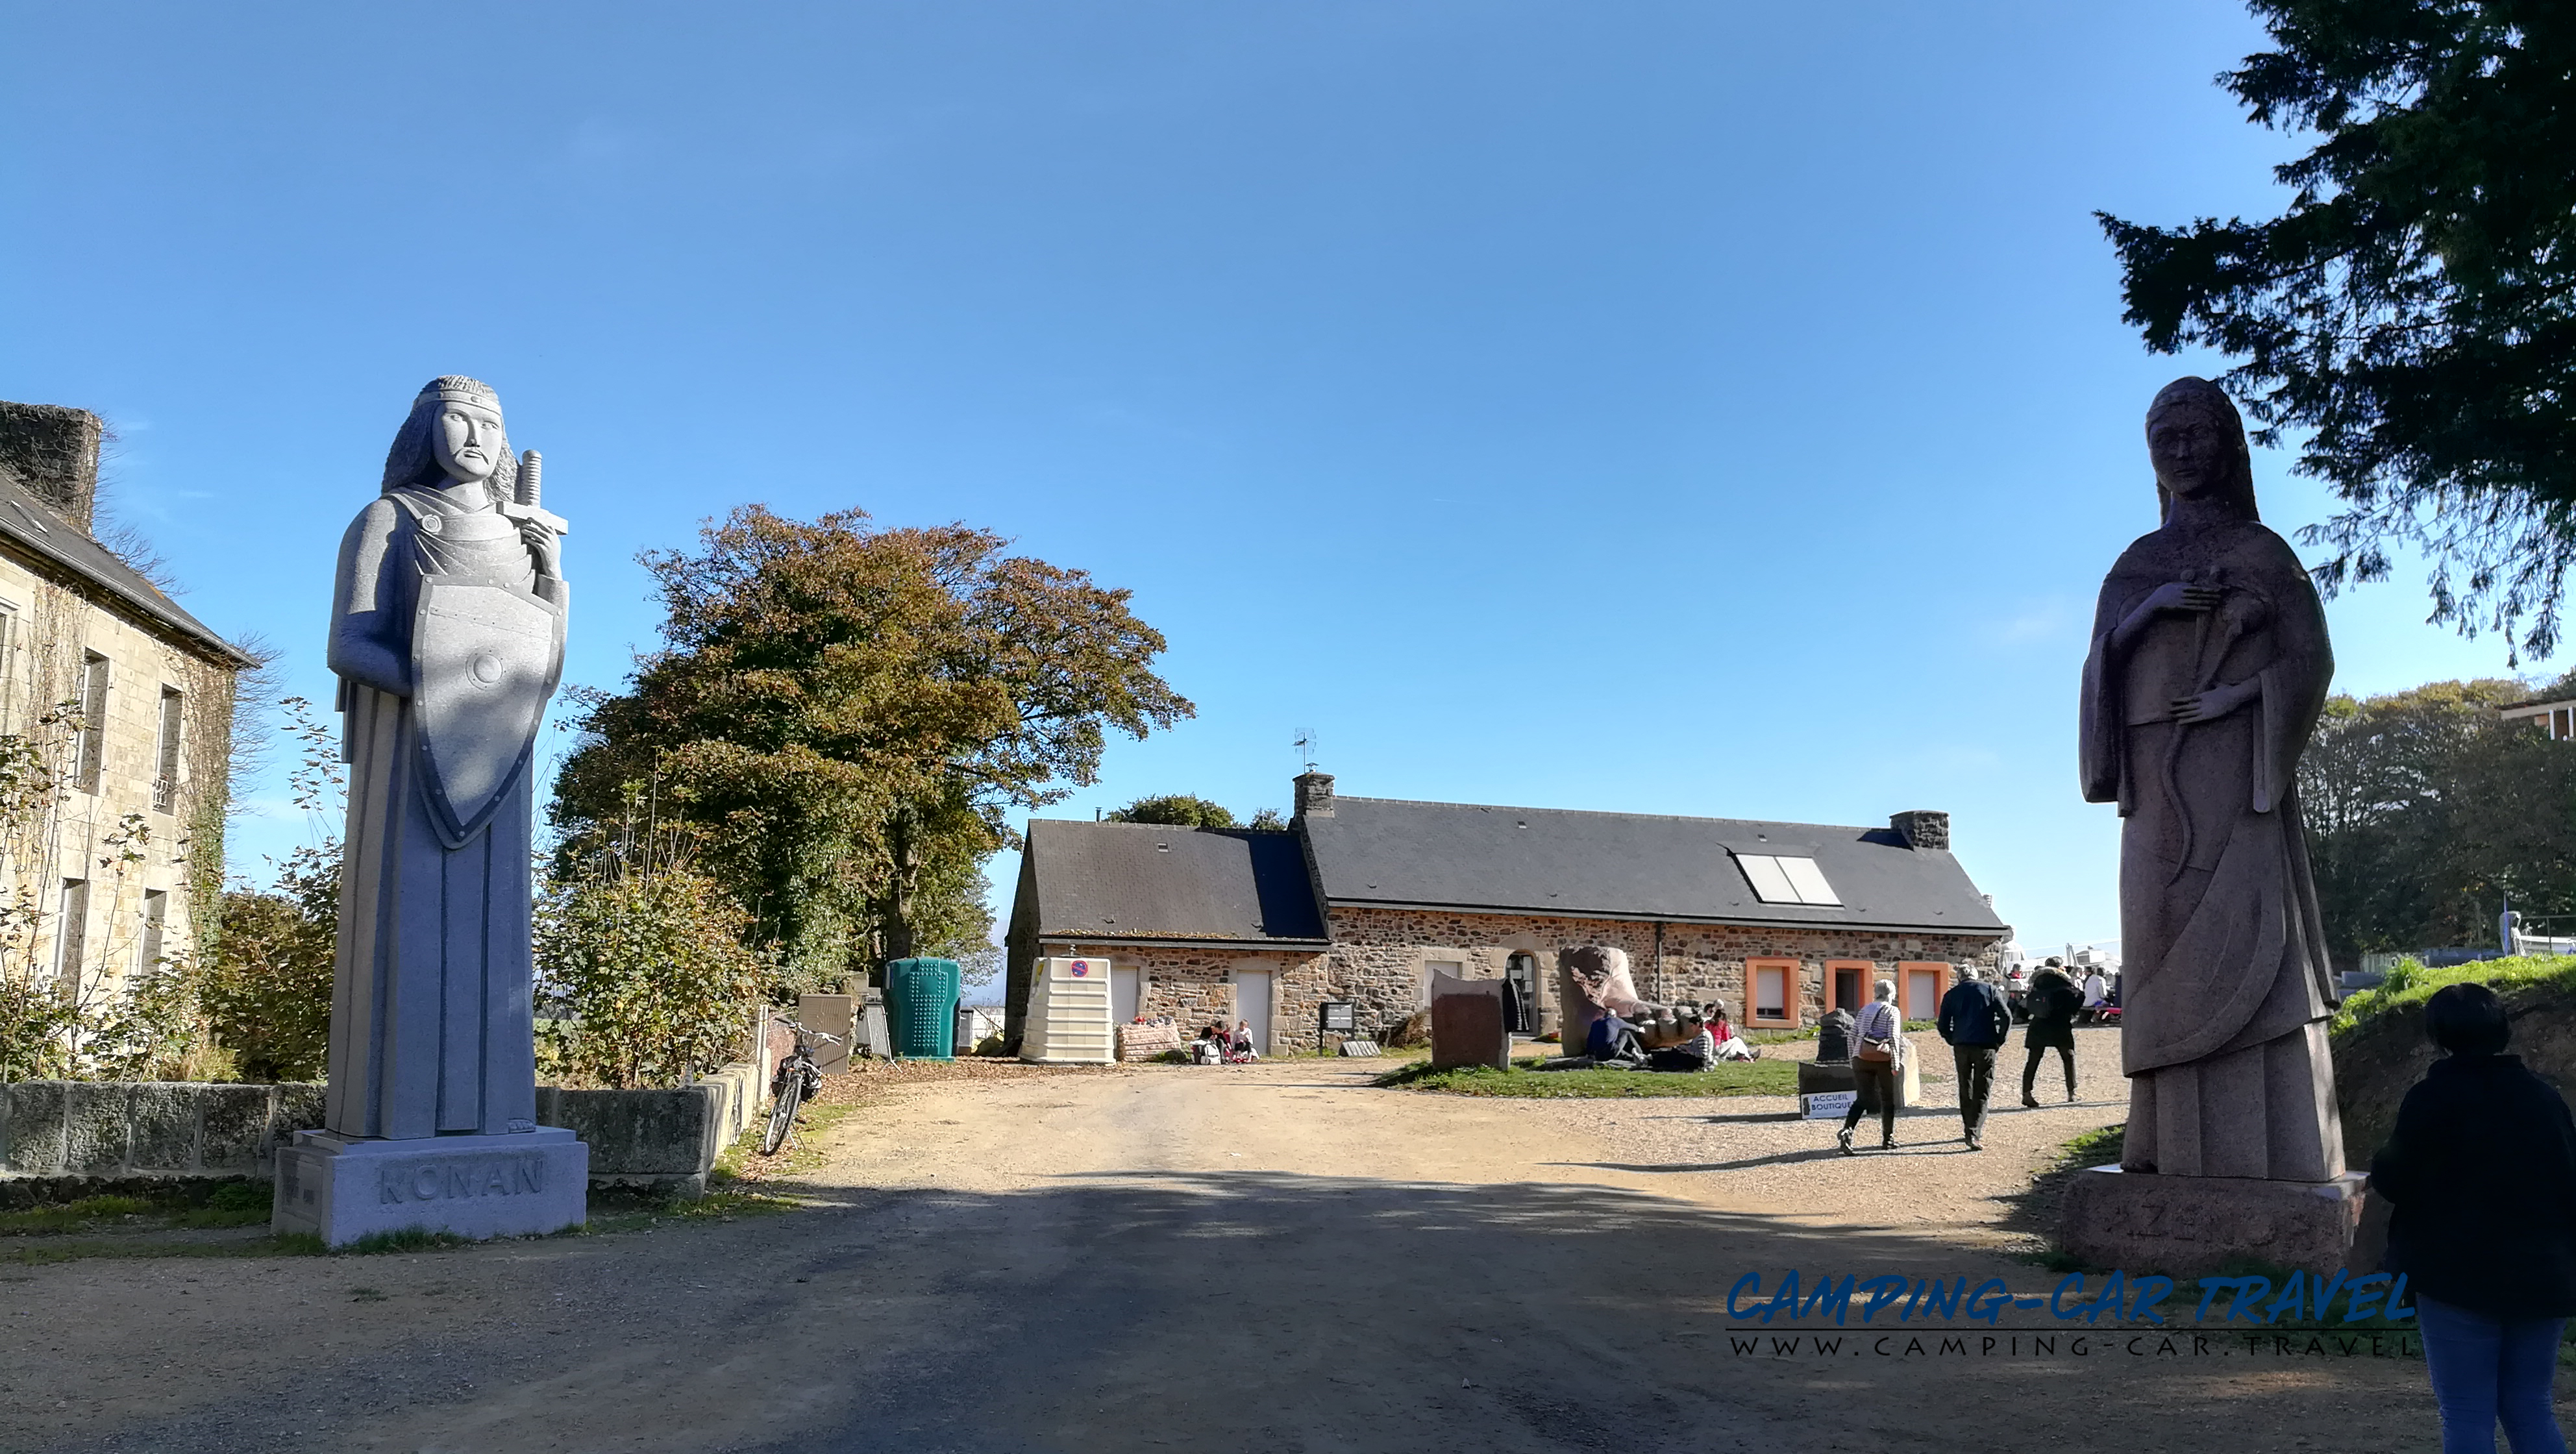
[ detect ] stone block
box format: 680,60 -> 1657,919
2057,1166 -> 2367,1277
1797,1061 -> 1856,1096
800,994 -> 855,1076
63,1083 -> 132,1172
196,1085 -> 275,1172
553,1087 -> 710,1177
1429,977 -> 1510,1072
269,1083 -> 326,1161
272,1127 -> 588,1247
127,1083 -> 201,1171
3,1081 -> 70,1173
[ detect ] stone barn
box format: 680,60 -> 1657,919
1006,772 -> 2012,1057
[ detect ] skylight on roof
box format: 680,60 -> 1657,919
1736,852 -> 1841,907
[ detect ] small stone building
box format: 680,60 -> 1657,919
0,400 -> 254,1011
1006,772 -> 2011,1055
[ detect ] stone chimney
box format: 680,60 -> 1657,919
1890,809 -> 1950,851
1293,770 -> 1335,820
0,401 -> 101,532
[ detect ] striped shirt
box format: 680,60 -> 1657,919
1855,1000 -> 1902,1062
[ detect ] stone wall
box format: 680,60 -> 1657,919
1018,944 -> 1331,1055
1321,906 -> 2005,1035
2,1069 -> 776,1200
1,1079 -> 322,1179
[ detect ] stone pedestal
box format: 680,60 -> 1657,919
1430,972 -> 1511,1071
2057,1165 -> 2368,1277
273,1127 -> 588,1248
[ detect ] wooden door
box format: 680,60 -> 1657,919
1235,967 -> 1273,1054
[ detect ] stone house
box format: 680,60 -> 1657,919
0,400 -> 254,1014
2501,692 -> 2576,741
1006,772 -> 2012,1055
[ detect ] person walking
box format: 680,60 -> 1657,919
2020,958 -> 2081,1106
2371,982 -> 2576,1454
1937,965 -> 2012,1150
1837,980 -> 1906,1154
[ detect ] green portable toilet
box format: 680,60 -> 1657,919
886,957 -> 963,1060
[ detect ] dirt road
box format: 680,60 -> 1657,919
3,1037 -> 2455,1453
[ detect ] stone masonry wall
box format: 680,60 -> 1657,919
1028,944 -> 1330,1055
1322,906 -> 2005,1035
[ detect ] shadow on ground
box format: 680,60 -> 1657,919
12,1166 -> 2417,1454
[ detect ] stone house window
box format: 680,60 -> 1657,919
72,652 -> 108,795
1419,956 -> 1467,1006
1825,959 -> 1874,1015
1746,956 -> 1800,1028
1898,961 -> 1950,1021
54,878 -> 87,991
0,600 -> 19,728
152,686 -> 182,813
139,889 -> 167,972
1734,853 -> 1840,906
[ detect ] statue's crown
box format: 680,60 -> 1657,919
418,375 -> 500,406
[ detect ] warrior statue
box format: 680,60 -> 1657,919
2080,376 -> 2343,1181
322,376 -> 567,1140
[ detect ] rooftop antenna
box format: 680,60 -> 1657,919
1294,728 -> 1319,774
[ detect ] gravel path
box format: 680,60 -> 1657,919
0,1028 -> 2449,1454
1522,1026 -> 2131,1248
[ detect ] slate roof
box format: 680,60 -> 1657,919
0,473 -> 255,667
1299,795 -> 2009,935
1022,819 -> 1330,948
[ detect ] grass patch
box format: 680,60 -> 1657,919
341,1227 -> 476,1255
0,1180 -> 272,1237
2331,954 -> 2576,1037
0,1196 -> 156,1235
3,1233 -> 325,1266
2053,1123 -> 2127,1173
713,1094 -> 863,1185
582,1187 -> 800,1235
1374,1056 -> 1798,1098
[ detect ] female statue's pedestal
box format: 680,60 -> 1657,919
271,377 -> 586,1247
2055,378 -> 2364,1277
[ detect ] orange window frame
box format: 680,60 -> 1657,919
1898,961 -> 1950,1022
1746,957 -> 1802,1028
1823,960 -> 1875,1015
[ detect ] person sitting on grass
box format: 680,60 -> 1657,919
1703,1000 -> 1761,1061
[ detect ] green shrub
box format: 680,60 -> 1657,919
197,846 -> 339,1082
2331,954 -> 2576,1037
535,856 -> 767,1089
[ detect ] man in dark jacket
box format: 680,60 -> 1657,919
2020,959 -> 2082,1106
2370,982 -> 2576,1451
1936,965 -> 2013,1150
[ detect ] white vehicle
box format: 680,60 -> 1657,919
1996,940 -> 2118,1022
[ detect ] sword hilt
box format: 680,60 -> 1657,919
517,450 -> 542,510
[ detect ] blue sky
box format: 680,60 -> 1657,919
3,1 -> 2551,956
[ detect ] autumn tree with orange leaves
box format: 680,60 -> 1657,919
553,506 -> 1192,984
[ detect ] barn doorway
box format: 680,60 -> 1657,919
1503,952 -> 1541,1034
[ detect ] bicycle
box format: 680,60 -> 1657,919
762,1017 -> 843,1155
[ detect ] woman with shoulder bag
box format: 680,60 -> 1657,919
1839,980 -> 1906,1154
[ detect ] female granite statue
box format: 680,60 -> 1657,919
2079,376 -> 2343,1181
323,377 -> 567,1140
